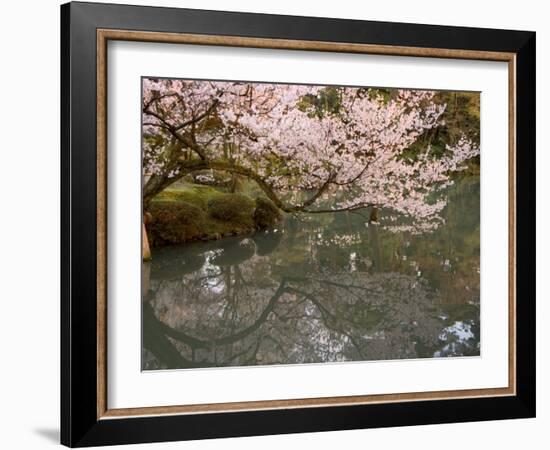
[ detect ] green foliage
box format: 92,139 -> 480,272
147,184 -> 279,246
253,197 -> 282,229
365,88 -> 393,103
401,91 -> 480,164
298,87 -> 342,118
436,91 -> 480,145
147,201 -> 207,246
298,87 -> 397,118
207,193 -> 255,222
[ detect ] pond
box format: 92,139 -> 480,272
142,176 -> 480,370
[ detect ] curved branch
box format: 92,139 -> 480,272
155,280 -> 289,349
144,114 -> 206,160
176,159 -> 376,214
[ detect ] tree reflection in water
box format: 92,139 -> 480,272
142,178 -> 480,370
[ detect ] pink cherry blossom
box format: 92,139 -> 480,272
142,78 -> 479,232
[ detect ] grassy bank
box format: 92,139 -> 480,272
146,183 -> 281,247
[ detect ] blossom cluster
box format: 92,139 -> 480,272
142,78 -> 479,231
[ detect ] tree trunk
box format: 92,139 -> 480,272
369,206 -> 379,223
143,223 -> 152,261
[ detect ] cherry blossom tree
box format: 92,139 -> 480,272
142,78 -> 478,232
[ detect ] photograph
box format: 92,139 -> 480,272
141,78 -> 481,370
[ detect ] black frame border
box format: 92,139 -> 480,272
61,2 -> 535,447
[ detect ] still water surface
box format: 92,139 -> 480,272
142,177 -> 480,370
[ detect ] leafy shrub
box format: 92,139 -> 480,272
207,193 -> 255,222
253,197 -> 282,229
147,202 -> 207,245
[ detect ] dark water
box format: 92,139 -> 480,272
142,177 -> 480,370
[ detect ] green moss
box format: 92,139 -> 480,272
153,184 -> 224,209
253,197 -> 282,229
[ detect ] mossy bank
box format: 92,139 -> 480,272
146,184 -> 282,247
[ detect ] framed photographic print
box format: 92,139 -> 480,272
60,1 -> 536,447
